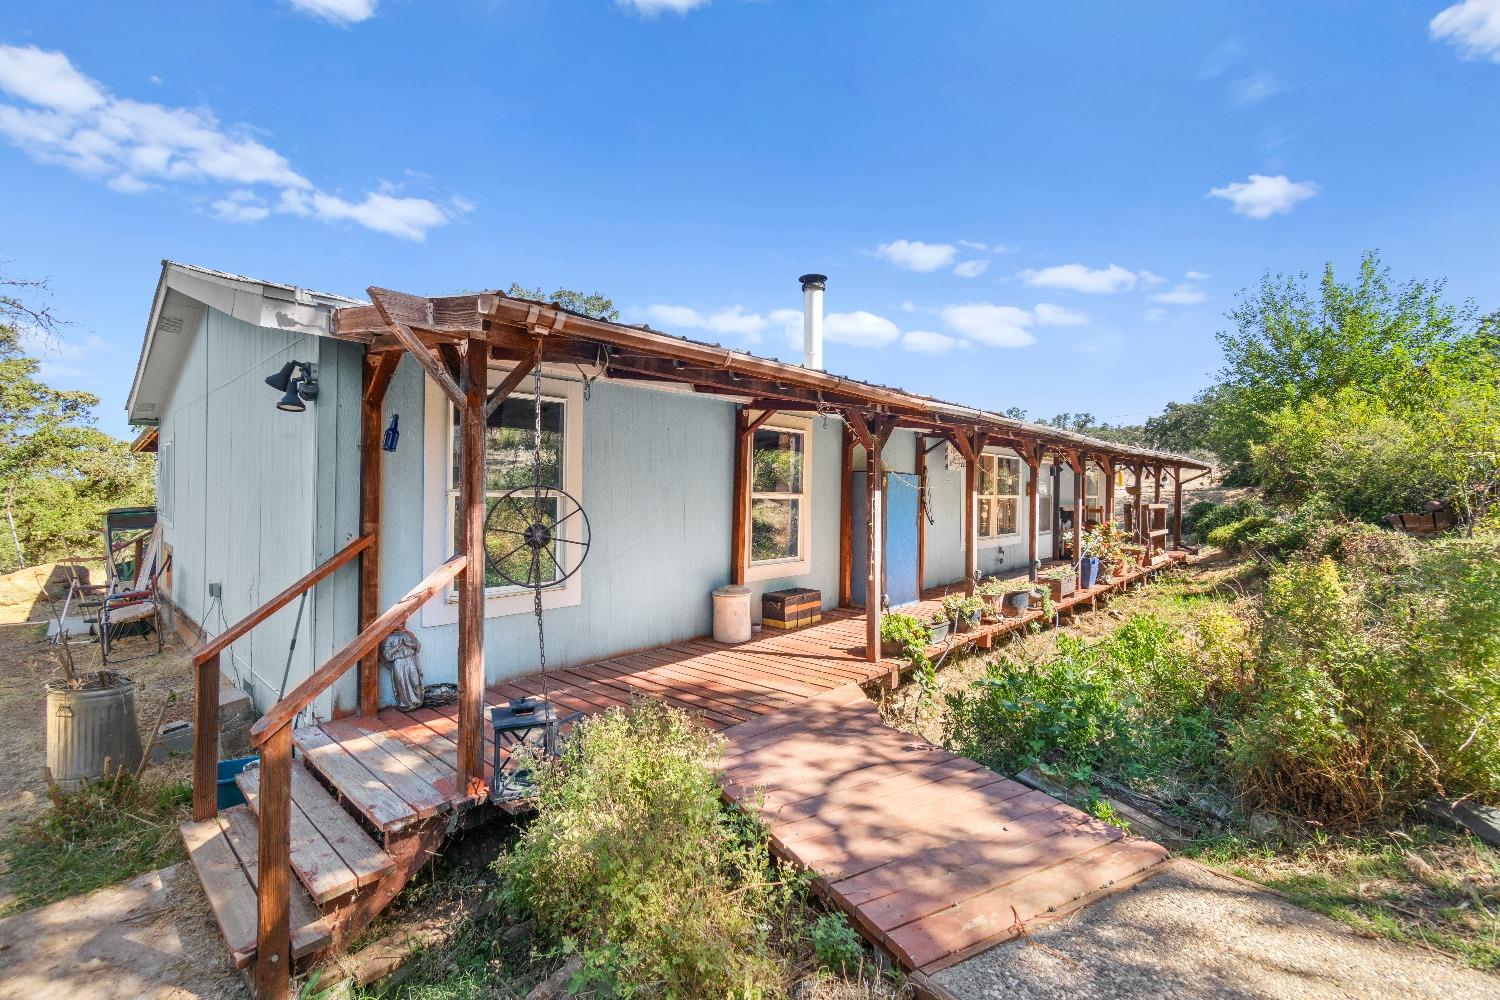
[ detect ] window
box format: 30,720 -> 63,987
977,453 -> 1020,539
749,426 -> 808,565
450,396 -> 569,592
157,438 -> 173,524
1085,466 -> 1105,523
1037,462 -> 1054,535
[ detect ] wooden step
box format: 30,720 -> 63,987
180,808 -> 332,970
236,764 -> 396,905
293,725 -> 432,833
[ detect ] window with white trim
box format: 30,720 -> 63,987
1037,461 -> 1054,535
749,425 -> 809,566
1085,466 -> 1105,521
977,453 -> 1021,539
157,438 -> 174,525
449,395 -> 569,592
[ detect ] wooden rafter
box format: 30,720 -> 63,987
484,341 -> 542,418
367,287 -> 464,408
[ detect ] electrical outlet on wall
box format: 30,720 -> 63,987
208,582 -> 222,598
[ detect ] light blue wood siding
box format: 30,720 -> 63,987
369,363 -> 850,687
155,307 -> 358,714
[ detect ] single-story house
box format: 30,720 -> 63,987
127,261 -> 1204,723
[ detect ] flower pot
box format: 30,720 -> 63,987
927,619 -> 951,644
954,610 -> 980,634
1001,590 -> 1031,618
1078,557 -> 1099,589
1042,576 -> 1076,601
1099,561 -> 1117,584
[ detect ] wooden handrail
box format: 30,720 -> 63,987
249,554 -> 467,747
191,532 -> 376,823
193,533 -> 374,668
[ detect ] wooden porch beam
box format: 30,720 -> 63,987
1024,442 -> 1043,581
839,424 -> 854,607
368,287 -> 464,409
483,342 -> 542,418
745,408 -> 780,435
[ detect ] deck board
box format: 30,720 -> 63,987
721,690 -> 1169,973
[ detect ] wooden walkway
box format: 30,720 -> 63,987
720,686 -> 1170,973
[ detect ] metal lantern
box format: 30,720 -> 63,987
489,697 -> 564,798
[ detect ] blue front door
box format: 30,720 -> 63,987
850,471 -> 921,609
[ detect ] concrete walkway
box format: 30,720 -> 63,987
933,859 -> 1500,1000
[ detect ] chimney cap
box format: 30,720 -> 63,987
798,273 -> 828,290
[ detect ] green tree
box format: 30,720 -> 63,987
1206,250 -> 1489,472
1,270 -> 153,569
505,283 -> 618,322
1142,396 -> 1216,456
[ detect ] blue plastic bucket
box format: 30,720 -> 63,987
216,756 -> 258,810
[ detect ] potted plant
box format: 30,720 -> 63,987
1082,521 -> 1126,588
941,593 -> 984,633
1001,588 -> 1032,618
1078,531 -> 1101,589
975,578 -> 1007,620
880,612 -> 937,671
927,610 -> 952,644
1039,564 -> 1076,601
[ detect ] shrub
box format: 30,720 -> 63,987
1230,535 -> 1500,826
808,913 -> 864,975
495,701 -> 801,997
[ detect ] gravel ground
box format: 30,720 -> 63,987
933,859 -> 1500,1000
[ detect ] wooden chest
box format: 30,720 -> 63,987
762,588 -> 822,630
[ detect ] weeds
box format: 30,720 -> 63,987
1189,824 -> 1500,971
0,766 -> 190,915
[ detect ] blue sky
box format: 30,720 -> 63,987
2,1 -> 1497,439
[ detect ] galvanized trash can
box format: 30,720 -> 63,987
46,674 -> 143,791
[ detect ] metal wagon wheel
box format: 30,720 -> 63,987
483,486 -> 592,589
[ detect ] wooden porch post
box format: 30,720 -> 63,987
1172,464 -> 1184,551
253,724 -> 293,1000
1134,463 -> 1146,546
916,438 -> 928,594
455,337 -> 487,793
731,408 -> 750,586
358,351 -> 400,717
865,444 -> 883,661
949,430 -> 984,596
1072,455 -> 1086,571
839,424 -> 853,606
1024,443 -> 1041,581
1102,456 -> 1116,528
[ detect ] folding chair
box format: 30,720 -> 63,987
101,524 -> 164,663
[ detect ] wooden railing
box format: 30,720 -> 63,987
245,553 -> 467,1000
192,532 -> 376,823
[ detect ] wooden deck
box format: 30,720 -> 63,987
296,553 -> 1189,833
720,686 -> 1169,973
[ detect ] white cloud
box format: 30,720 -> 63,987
1034,302 -> 1087,326
0,45 -> 462,240
1208,173 -> 1319,218
957,240 -> 988,251
825,311 -> 900,348
288,0 -> 377,24
1229,72 -> 1280,105
1184,270 -> 1211,281
902,330 -> 967,353
1431,0 -> 1500,62
769,308 -> 803,346
1143,307 -> 1168,323
213,189 -> 270,222
0,46 -> 105,112
939,303 -> 1036,348
1138,270 -> 1166,287
641,303 -> 766,342
952,259 -> 990,279
874,239 -> 958,273
618,0 -> 711,15
1019,263 -> 1139,295
898,300 -> 916,313
1151,284 -> 1208,305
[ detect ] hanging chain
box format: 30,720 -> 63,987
530,353 -> 552,707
